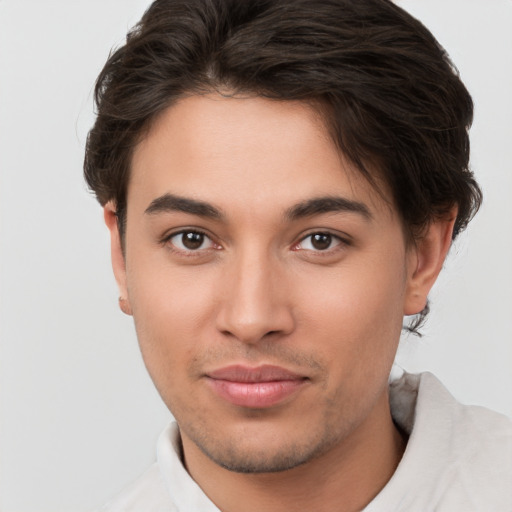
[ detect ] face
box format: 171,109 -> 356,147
107,94 -> 447,473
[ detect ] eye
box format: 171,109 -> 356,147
167,230 -> 216,251
295,232 -> 343,251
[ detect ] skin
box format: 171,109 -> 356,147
105,94 -> 455,512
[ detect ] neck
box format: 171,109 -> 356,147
181,391 -> 406,512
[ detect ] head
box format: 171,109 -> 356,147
84,0 -> 481,475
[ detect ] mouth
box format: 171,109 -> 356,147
205,364 -> 309,408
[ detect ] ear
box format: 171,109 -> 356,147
403,208 -> 457,316
104,201 -> 132,316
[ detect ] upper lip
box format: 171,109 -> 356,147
206,364 -> 306,383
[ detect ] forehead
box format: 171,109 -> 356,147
128,94 -> 394,221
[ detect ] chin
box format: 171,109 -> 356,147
184,418 -> 339,474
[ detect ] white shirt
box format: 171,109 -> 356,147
98,372 -> 512,511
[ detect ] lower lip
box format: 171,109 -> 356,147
206,378 -> 306,408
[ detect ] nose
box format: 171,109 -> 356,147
215,249 -> 295,344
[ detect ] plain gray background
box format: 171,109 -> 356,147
1,1 -> 511,510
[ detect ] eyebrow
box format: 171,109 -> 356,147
285,196 -> 372,221
144,193 -> 372,222
144,193 -> 223,219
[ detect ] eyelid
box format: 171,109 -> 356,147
160,227 -> 221,254
292,230 -> 352,252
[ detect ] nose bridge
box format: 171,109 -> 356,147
216,243 -> 293,343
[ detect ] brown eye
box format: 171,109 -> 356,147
168,230 -> 214,251
295,232 -> 343,252
311,233 -> 332,250
182,232 -> 204,250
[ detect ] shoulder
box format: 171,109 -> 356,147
95,422 -> 220,512
392,370 -> 512,439
410,371 -> 512,448
95,463 -> 177,512
367,371 -> 512,511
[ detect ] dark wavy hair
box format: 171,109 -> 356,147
84,0 -> 482,333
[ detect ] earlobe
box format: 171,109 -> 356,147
104,202 -> 132,316
403,209 -> 457,316
118,296 -> 133,316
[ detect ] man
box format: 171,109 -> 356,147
84,0 -> 512,510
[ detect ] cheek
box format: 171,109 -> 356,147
125,258 -> 219,382
128,253 -> 217,324
298,256 -> 406,369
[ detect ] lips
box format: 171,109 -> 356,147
205,365 -> 308,408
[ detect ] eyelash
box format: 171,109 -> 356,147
161,228 -> 350,257
160,229 -> 220,256
292,231 -> 351,254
